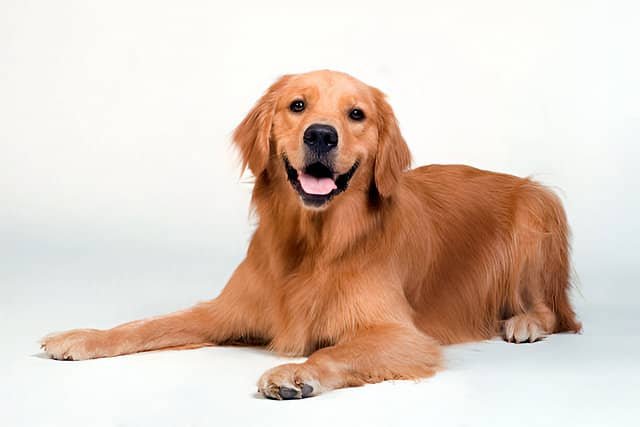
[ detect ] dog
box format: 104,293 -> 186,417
41,70 -> 581,399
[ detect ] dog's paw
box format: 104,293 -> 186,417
503,314 -> 547,343
257,363 -> 323,400
40,329 -> 106,361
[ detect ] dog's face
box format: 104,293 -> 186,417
234,70 -> 410,209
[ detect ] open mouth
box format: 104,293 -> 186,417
284,156 -> 359,207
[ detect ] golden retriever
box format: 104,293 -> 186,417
41,70 -> 581,399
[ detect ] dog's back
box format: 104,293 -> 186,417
398,164 -> 581,344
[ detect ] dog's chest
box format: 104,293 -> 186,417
269,263 -> 395,355
267,271 -> 353,354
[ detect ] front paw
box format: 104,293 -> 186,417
40,329 -> 106,361
257,363 -> 323,400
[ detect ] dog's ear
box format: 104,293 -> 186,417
372,87 -> 411,197
233,75 -> 291,176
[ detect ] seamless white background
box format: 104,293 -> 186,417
1,1 -> 639,426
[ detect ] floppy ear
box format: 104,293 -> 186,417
233,75 -> 290,176
372,87 -> 411,197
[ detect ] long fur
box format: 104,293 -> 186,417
41,70 -> 581,399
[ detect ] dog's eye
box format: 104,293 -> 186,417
289,100 -> 305,113
348,108 -> 365,121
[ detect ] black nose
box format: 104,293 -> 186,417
303,124 -> 338,153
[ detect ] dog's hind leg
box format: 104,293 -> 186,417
502,183 -> 581,344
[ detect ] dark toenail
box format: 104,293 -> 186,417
279,386 -> 299,399
301,384 -> 313,397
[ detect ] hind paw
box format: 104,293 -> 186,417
502,314 -> 547,343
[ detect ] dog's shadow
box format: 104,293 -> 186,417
32,352 -> 51,360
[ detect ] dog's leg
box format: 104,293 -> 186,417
41,260 -> 270,360
502,184 -> 581,344
257,324 -> 442,399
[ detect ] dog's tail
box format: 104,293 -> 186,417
538,186 -> 582,333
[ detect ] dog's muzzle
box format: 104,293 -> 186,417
303,124 -> 338,155
284,157 -> 359,208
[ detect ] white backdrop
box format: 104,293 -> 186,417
2,1 -> 638,305
1,1 -> 639,426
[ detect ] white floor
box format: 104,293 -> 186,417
2,255 -> 639,427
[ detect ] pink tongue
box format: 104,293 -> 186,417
298,172 -> 337,195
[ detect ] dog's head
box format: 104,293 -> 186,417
233,70 -> 410,209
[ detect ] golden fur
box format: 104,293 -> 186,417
42,70 -> 581,399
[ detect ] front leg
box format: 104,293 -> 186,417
41,259 -> 271,360
258,324 -> 442,399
